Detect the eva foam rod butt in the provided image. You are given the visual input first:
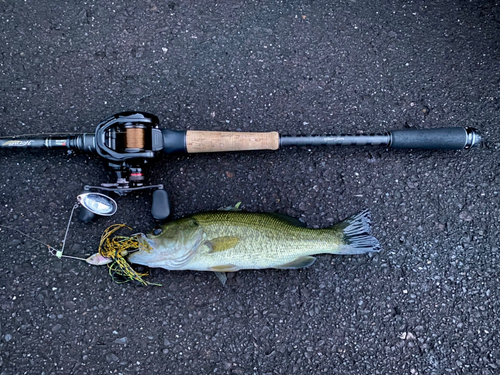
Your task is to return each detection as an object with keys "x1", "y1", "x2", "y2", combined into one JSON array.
[{"x1": 389, "y1": 127, "x2": 478, "y2": 150}]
